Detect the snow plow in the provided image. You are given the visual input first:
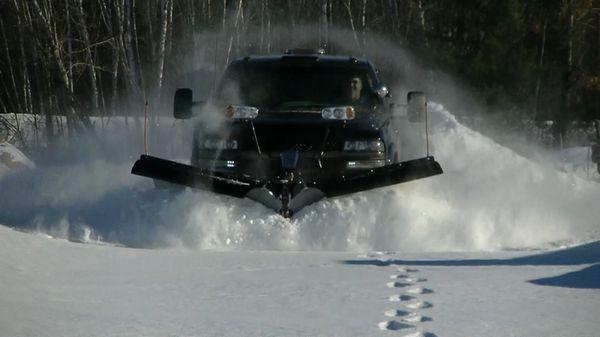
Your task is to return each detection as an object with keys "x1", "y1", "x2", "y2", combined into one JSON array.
[{"x1": 132, "y1": 49, "x2": 442, "y2": 217}]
